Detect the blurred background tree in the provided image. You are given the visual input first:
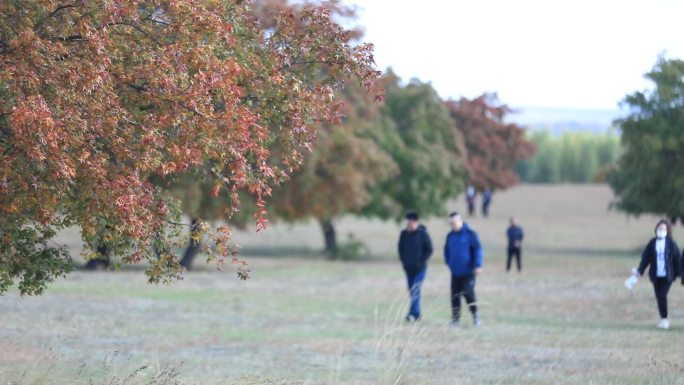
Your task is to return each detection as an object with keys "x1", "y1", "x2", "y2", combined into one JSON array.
[
  {"x1": 271, "y1": 82, "x2": 397, "y2": 256},
  {"x1": 361, "y1": 72, "x2": 468, "y2": 220},
  {"x1": 609, "y1": 57, "x2": 684, "y2": 222},
  {"x1": 446, "y1": 94, "x2": 536, "y2": 191}
]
